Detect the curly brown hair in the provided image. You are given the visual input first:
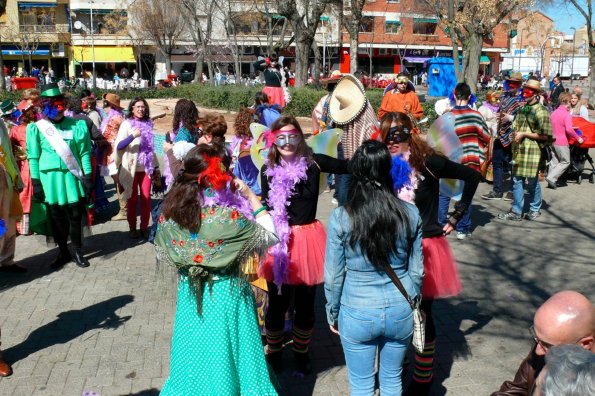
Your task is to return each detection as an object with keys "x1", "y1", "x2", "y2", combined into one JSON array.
[
  {"x1": 234, "y1": 108, "x2": 254, "y2": 138},
  {"x1": 200, "y1": 113, "x2": 227, "y2": 144},
  {"x1": 22, "y1": 88, "x2": 40, "y2": 102},
  {"x1": 172, "y1": 98, "x2": 199, "y2": 135},
  {"x1": 19, "y1": 106, "x2": 38, "y2": 125}
]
